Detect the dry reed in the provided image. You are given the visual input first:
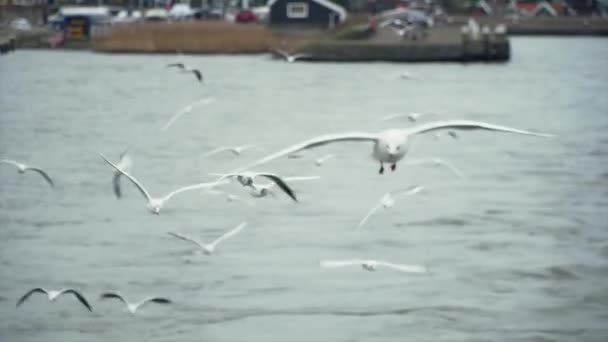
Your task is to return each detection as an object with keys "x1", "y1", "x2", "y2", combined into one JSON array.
[{"x1": 93, "y1": 21, "x2": 276, "y2": 54}]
